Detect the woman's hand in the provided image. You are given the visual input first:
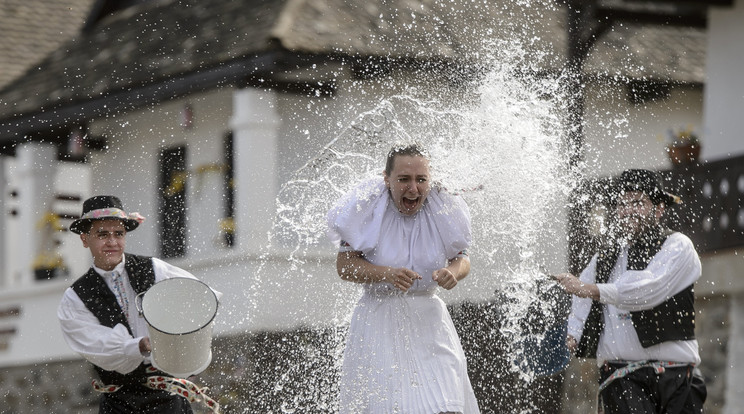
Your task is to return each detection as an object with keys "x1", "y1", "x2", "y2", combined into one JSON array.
[
  {"x1": 386, "y1": 268, "x2": 422, "y2": 292},
  {"x1": 432, "y1": 256, "x2": 469, "y2": 290},
  {"x1": 432, "y1": 268, "x2": 458, "y2": 290}
]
